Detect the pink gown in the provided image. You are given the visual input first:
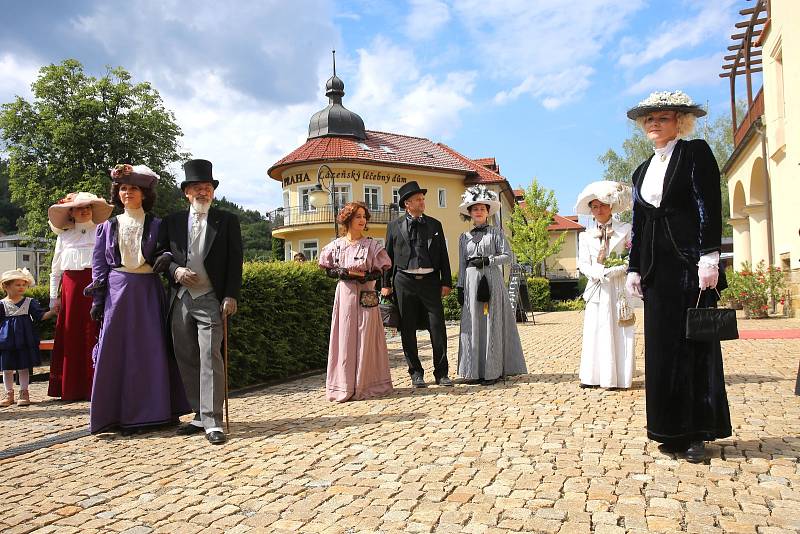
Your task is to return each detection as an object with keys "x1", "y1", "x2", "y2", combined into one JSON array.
[{"x1": 319, "y1": 237, "x2": 393, "y2": 402}]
